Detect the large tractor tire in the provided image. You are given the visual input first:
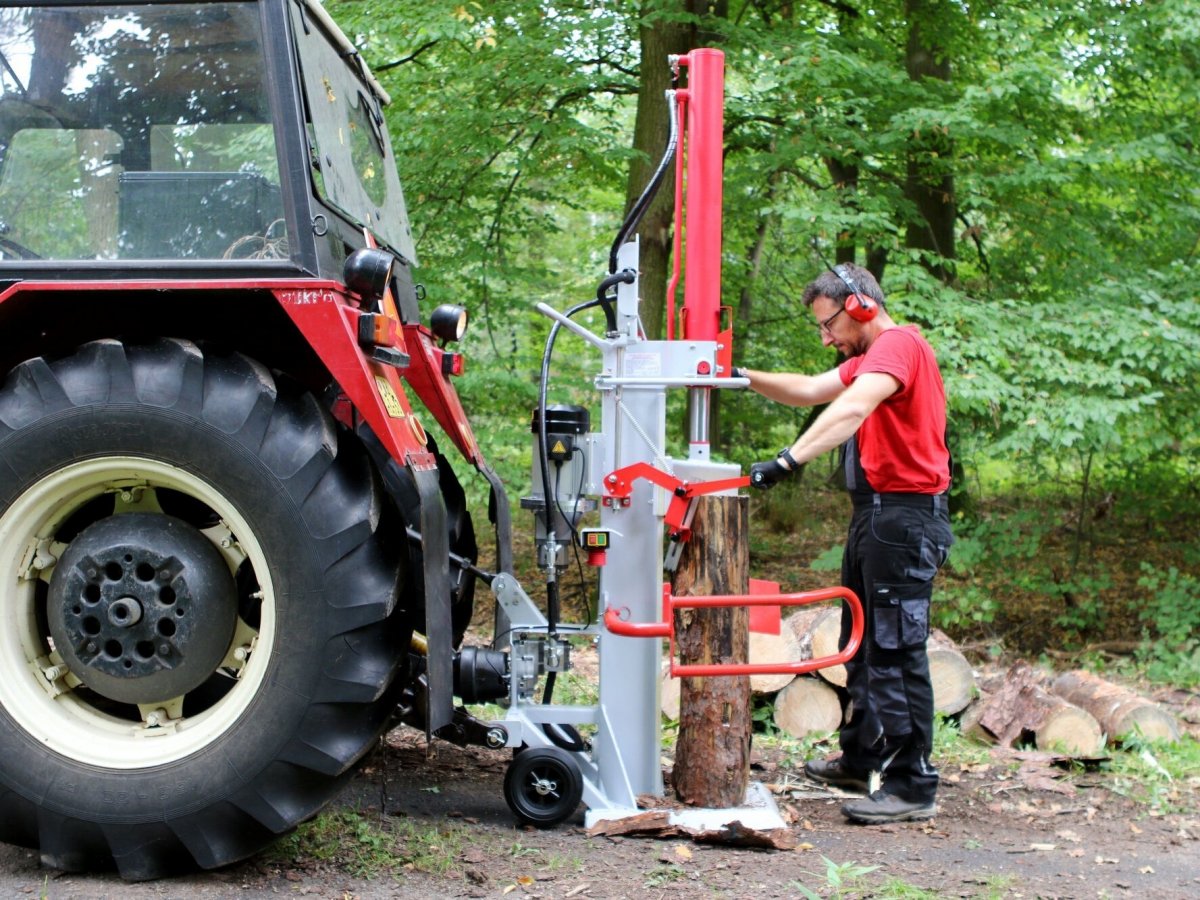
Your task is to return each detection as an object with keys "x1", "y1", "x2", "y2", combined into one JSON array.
[{"x1": 0, "y1": 339, "x2": 408, "y2": 880}]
